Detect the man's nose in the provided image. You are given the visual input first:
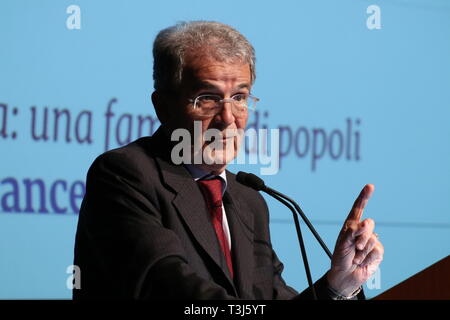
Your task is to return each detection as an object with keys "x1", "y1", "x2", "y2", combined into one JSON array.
[{"x1": 216, "y1": 101, "x2": 235, "y2": 126}]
